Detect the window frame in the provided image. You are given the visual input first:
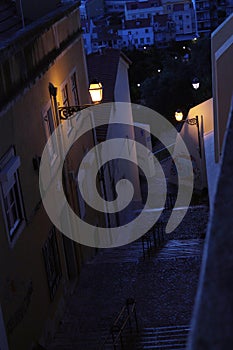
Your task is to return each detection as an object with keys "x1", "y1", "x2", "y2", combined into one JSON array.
[
  {"x1": 69, "y1": 69, "x2": 80, "y2": 106},
  {"x1": 60, "y1": 79, "x2": 73, "y2": 135},
  {"x1": 42, "y1": 102, "x2": 58, "y2": 165},
  {"x1": 0, "y1": 147, "x2": 25, "y2": 244},
  {"x1": 42, "y1": 226, "x2": 62, "y2": 301}
]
